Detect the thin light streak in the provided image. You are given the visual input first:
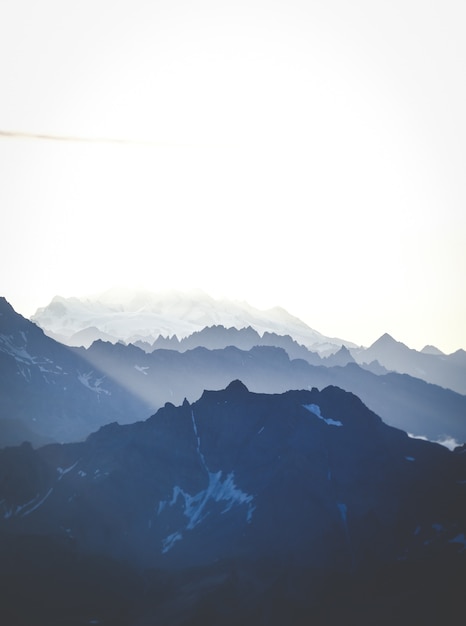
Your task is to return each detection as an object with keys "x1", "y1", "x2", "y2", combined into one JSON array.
[
  {"x1": 0, "y1": 129, "x2": 160, "y2": 146},
  {"x1": 0, "y1": 129, "x2": 235, "y2": 150}
]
